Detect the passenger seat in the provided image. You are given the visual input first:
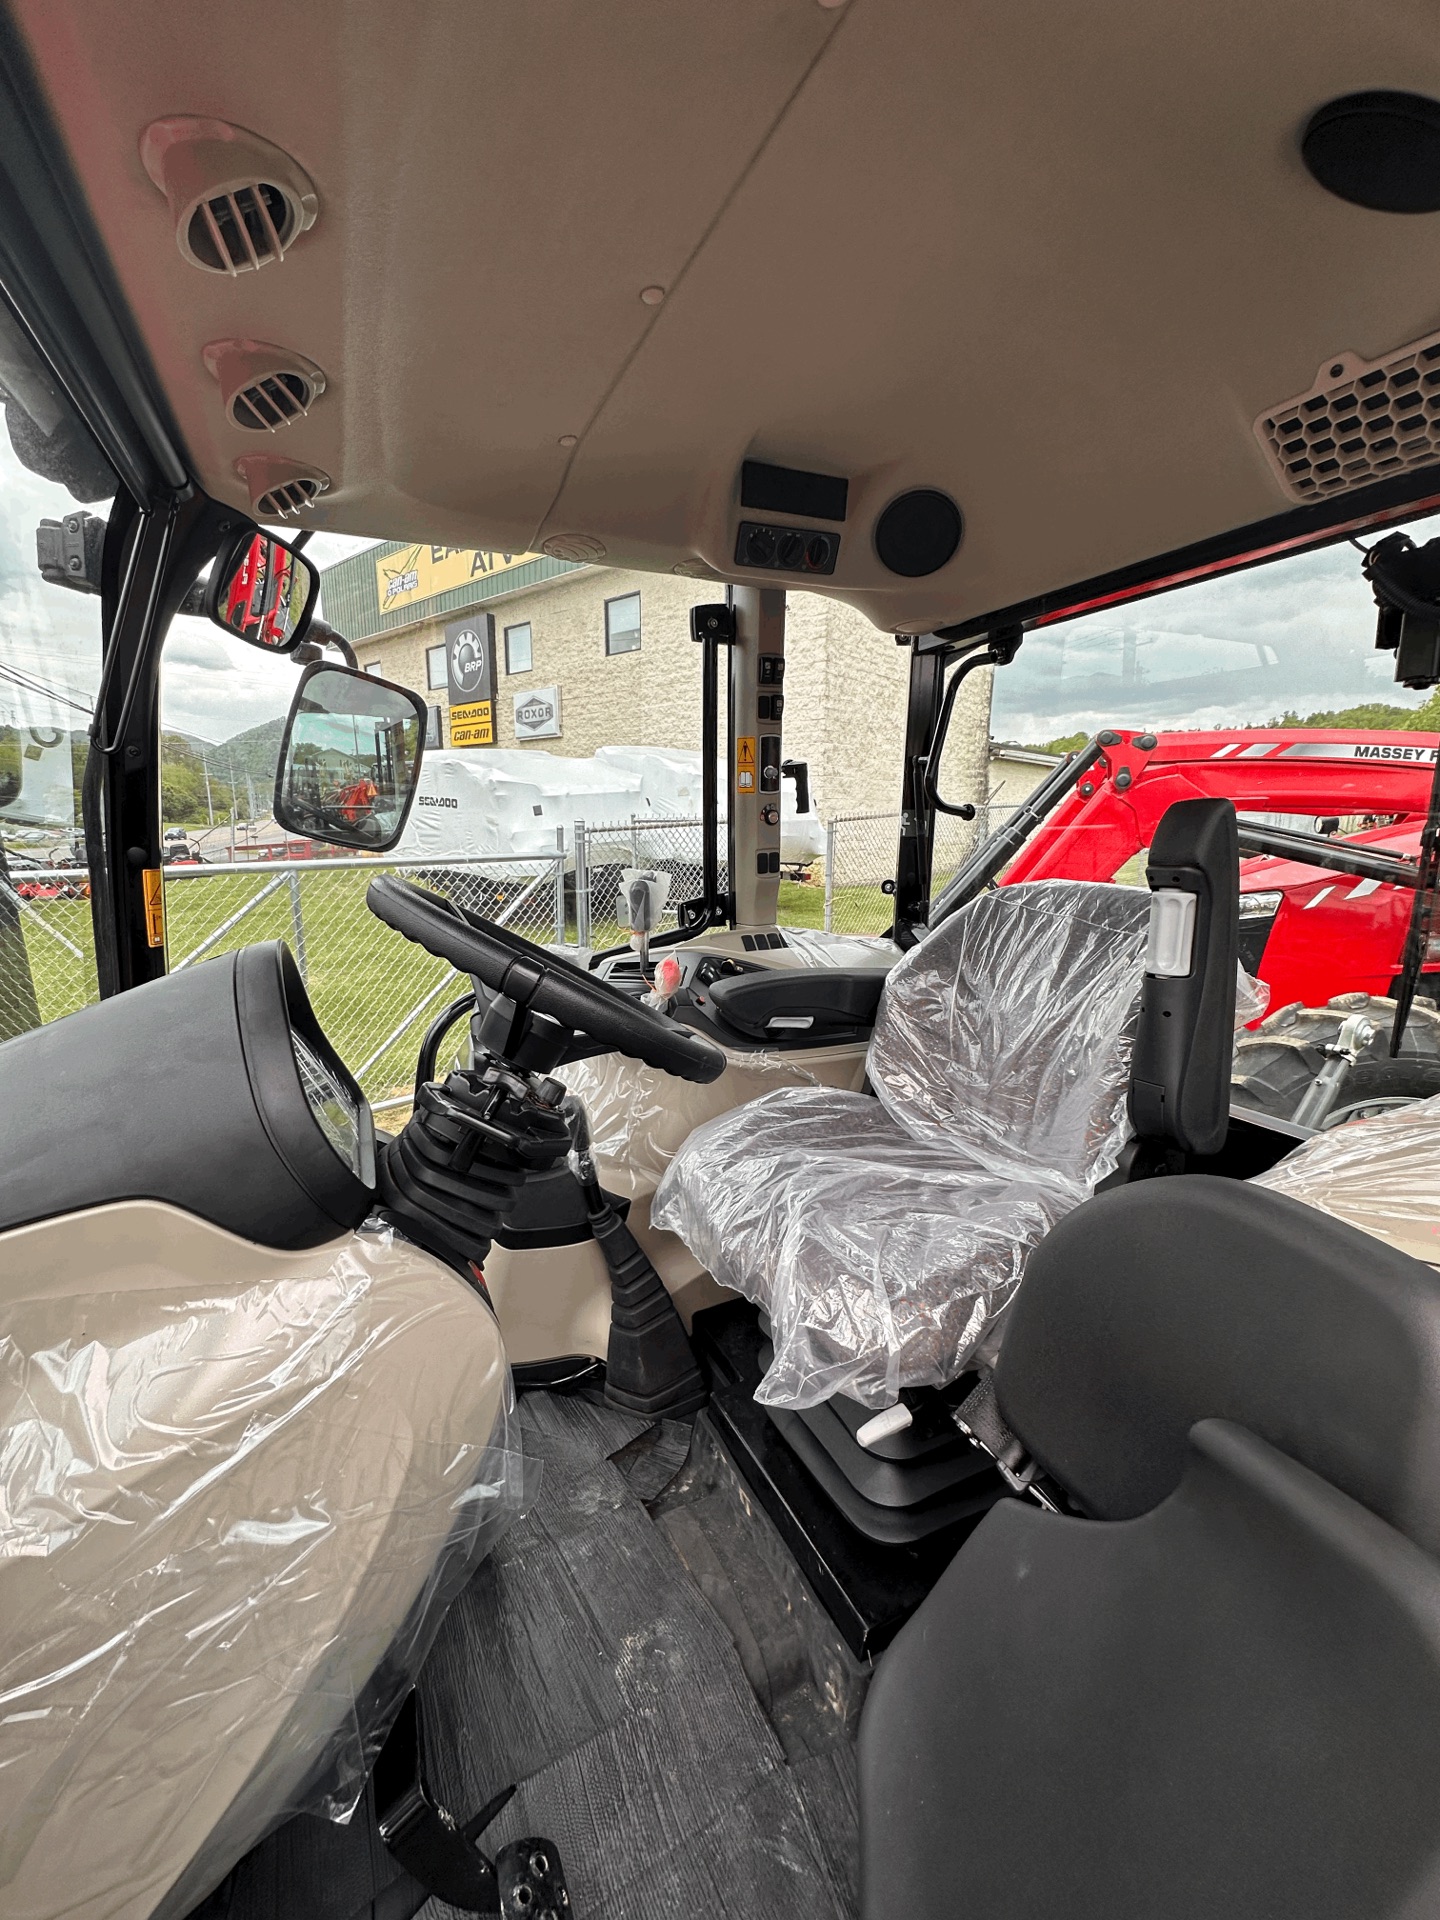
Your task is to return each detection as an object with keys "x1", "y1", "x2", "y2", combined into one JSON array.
[{"x1": 860, "y1": 1175, "x2": 1440, "y2": 1919}]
